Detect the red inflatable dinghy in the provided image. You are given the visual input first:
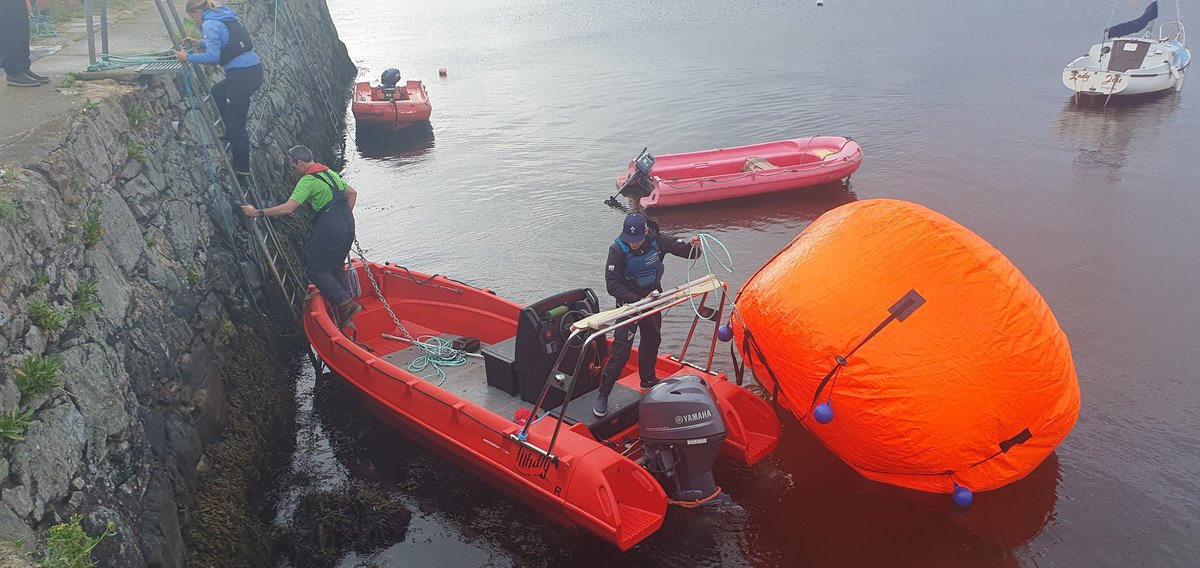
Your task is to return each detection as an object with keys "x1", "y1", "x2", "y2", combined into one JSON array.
[{"x1": 616, "y1": 137, "x2": 862, "y2": 209}]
